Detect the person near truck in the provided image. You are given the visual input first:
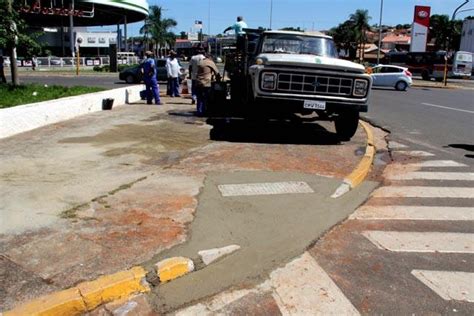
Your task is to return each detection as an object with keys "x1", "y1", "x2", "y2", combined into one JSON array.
[
  {"x1": 223, "y1": 16, "x2": 248, "y2": 50},
  {"x1": 166, "y1": 50, "x2": 181, "y2": 97},
  {"x1": 141, "y1": 51, "x2": 162, "y2": 105},
  {"x1": 195, "y1": 53, "x2": 221, "y2": 116},
  {"x1": 189, "y1": 48, "x2": 205, "y2": 105}
]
